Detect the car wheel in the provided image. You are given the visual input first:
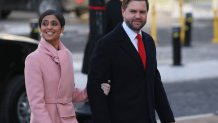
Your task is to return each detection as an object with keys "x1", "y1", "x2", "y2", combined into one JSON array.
[
  {"x1": 0, "y1": 10, "x2": 11, "y2": 19},
  {"x1": 38, "y1": 0, "x2": 61, "y2": 15},
  {"x1": 0, "y1": 75, "x2": 30, "y2": 123}
]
